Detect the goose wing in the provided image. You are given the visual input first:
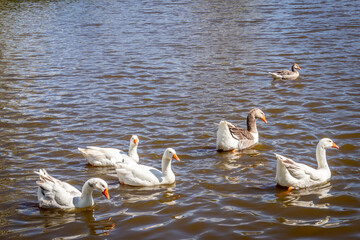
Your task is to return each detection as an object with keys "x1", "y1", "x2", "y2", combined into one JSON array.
[
  {"x1": 275, "y1": 70, "x2": 294, "y2": 76},
  {"x1": 86, "y1": 146, "x2": 124, "y2": 160},
  {"x1": 228, "y1": 124, "x2": 254, "y2": 141},
  {"x1": 116, "y1": 163, "x2": 162, "y2": 186},
  {"x1": 276, "y1": 154, "x2": 320, "y2": 181},
  {"x1": 35, "y1": 169, "x2": 80, "y2": 208},
  {"x1": 78, "y1": 146, "x2": 124, "y2": 165}
]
